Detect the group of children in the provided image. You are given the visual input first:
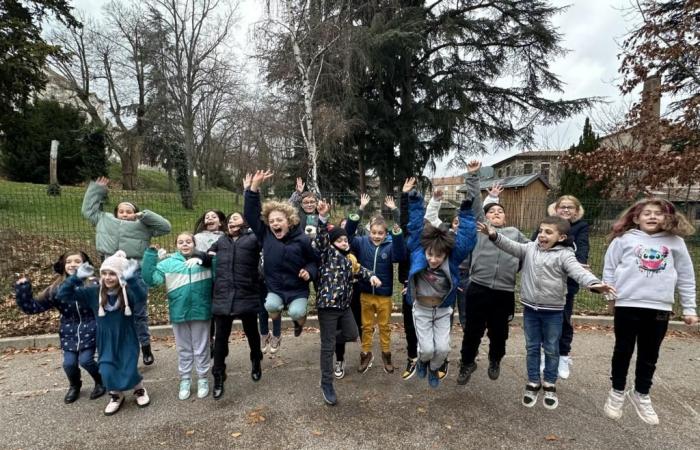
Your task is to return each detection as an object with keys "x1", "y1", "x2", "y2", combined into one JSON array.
[{"x1": 13, "y1": 164, "x2": 697, "y2": 425}]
